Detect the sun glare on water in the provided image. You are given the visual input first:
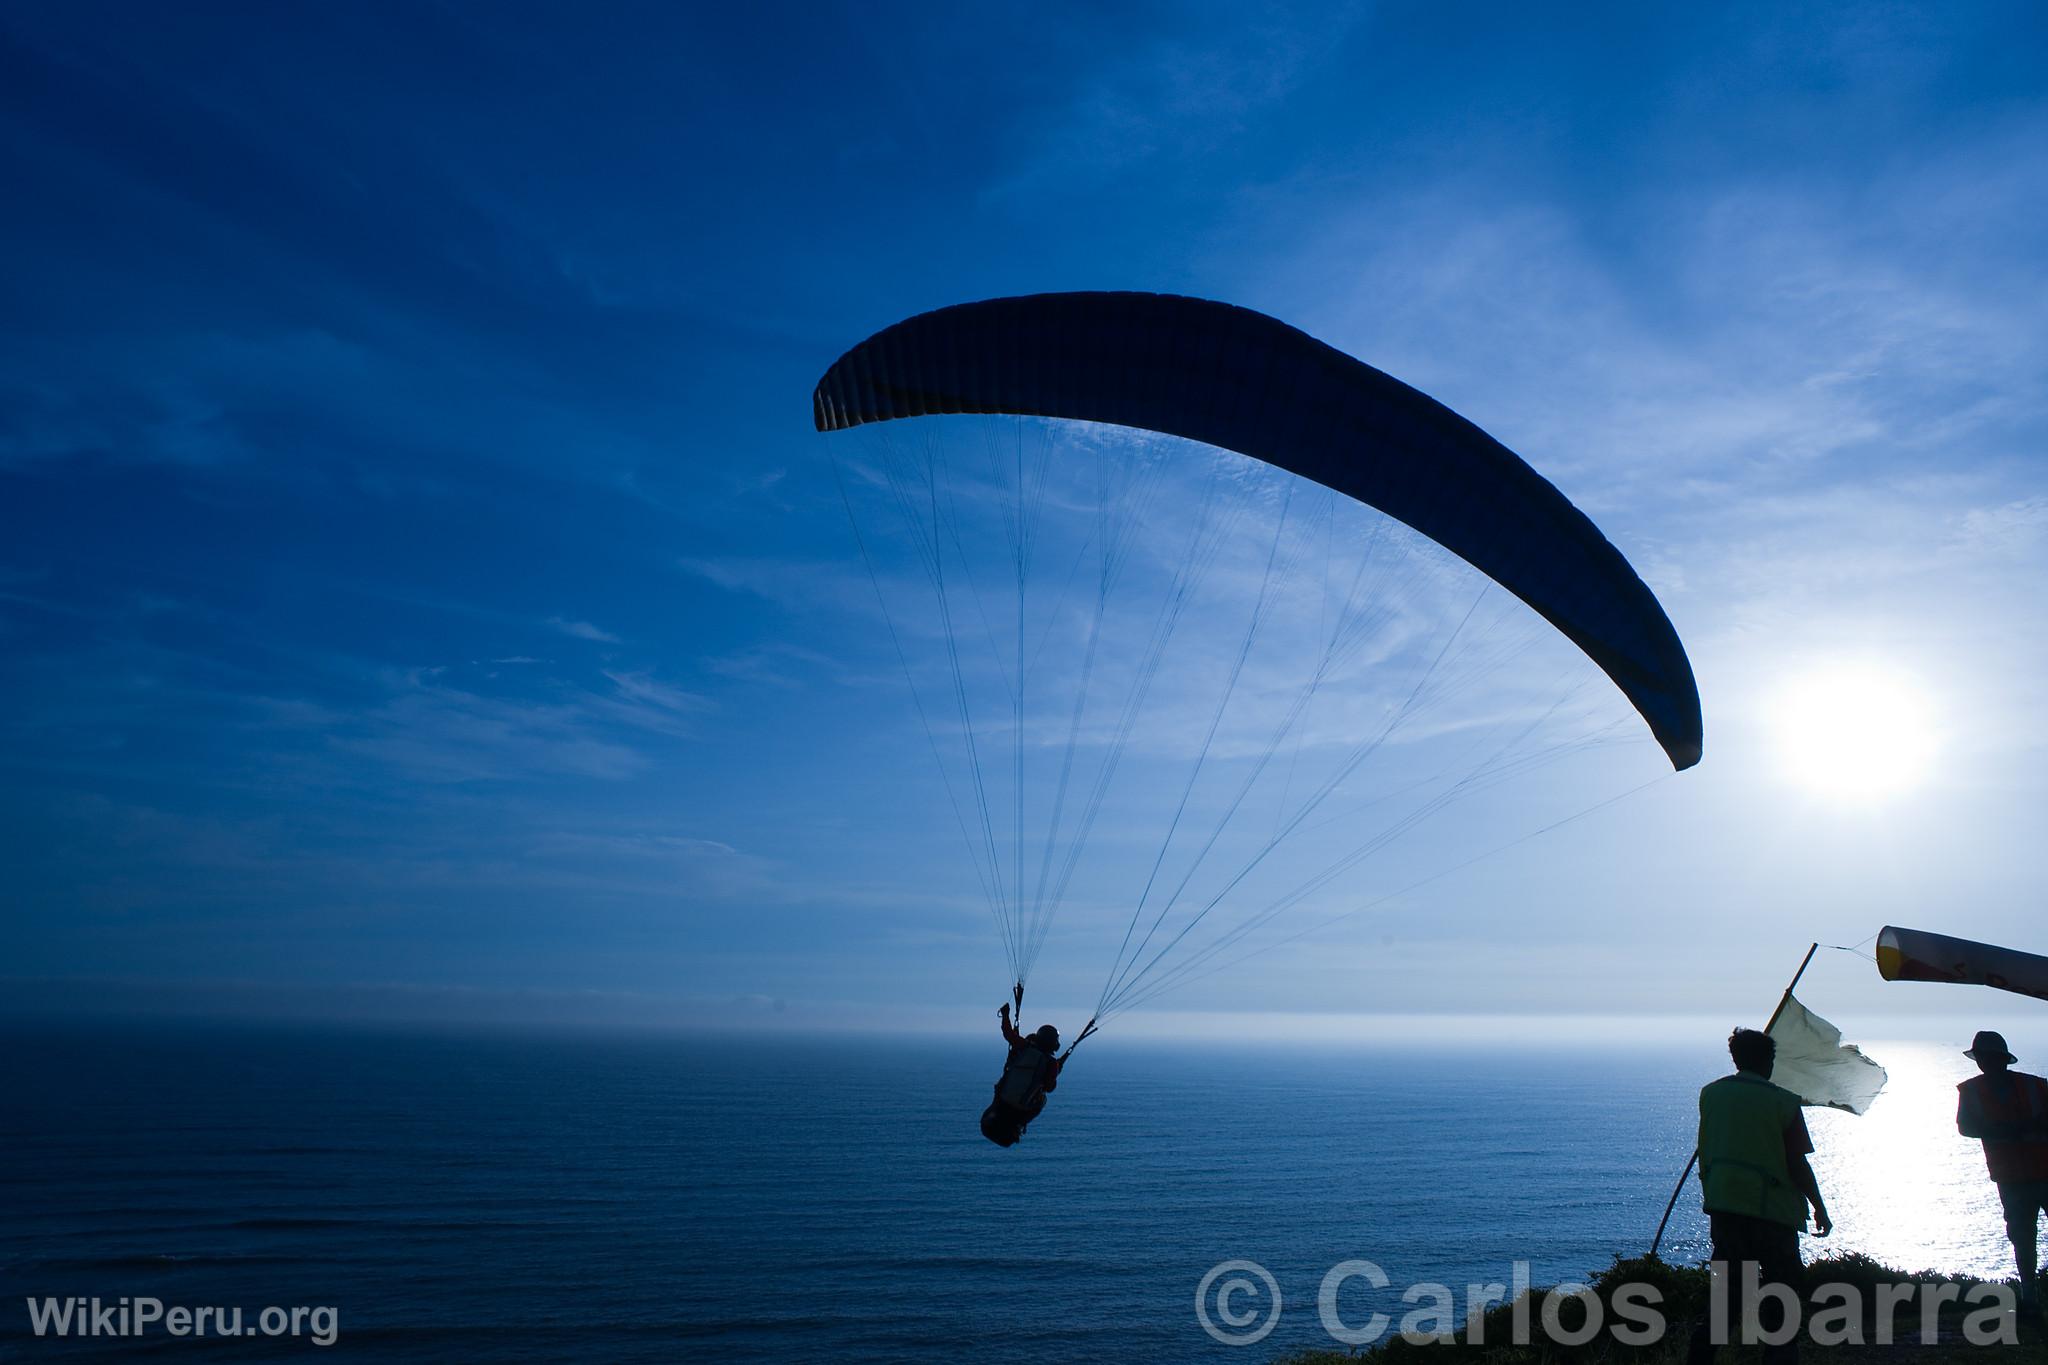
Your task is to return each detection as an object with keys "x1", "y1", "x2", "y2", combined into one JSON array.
[
  {"x1": 1772, "y1": 661, "x2": 1939, "y2": 802},
  {"x1": 1807, "y1": 1043, "x2": 2012, "y2": 1279}
]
